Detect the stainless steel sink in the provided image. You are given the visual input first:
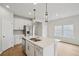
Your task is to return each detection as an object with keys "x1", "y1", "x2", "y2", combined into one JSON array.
[{"x1": 30, "y1": 38, "x2": 41, "y2": 42}]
